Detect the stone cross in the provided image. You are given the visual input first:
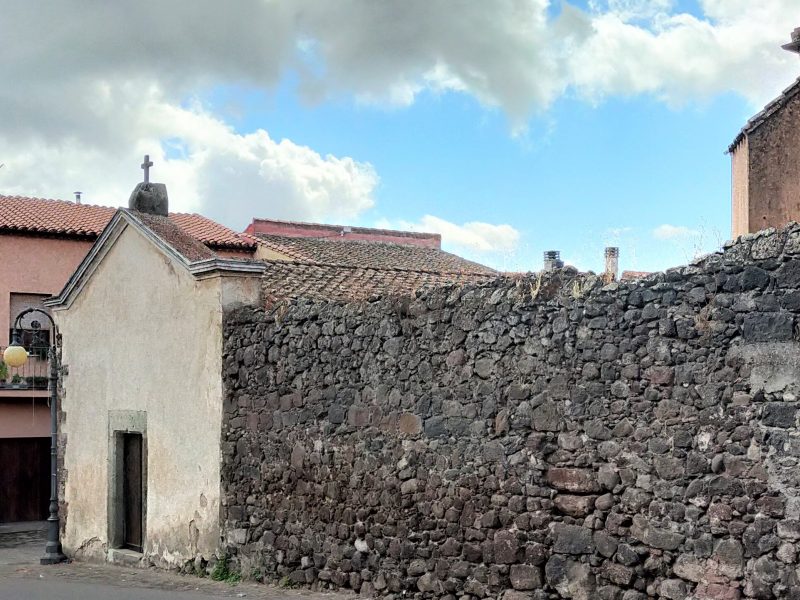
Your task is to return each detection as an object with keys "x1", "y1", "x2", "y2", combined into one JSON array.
[{"x1": 140, "y1": 155, "x2": 153, "y2": 184}]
